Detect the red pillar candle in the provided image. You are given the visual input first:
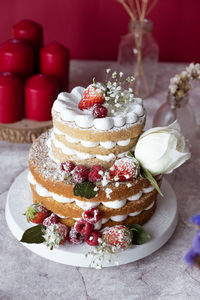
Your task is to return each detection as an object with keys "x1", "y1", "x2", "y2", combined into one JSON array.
[
  {"x1": 0, "y1": 72, "x2": 23, "y2": 123},
  {"x1": 13, "y1": 20, "x2": 43, "y2": 51},
  {"x1": 40, "y1": 42, "x2": 70, "y2": 91},
  {"x1": 0, "y1": 39, "x2": 34, "y2": 78},
  {"x1": 25, "y1": 74, "x2": 59, "y2": 121}
]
